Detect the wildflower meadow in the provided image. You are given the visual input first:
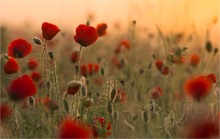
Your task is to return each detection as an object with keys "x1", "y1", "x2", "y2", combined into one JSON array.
[{"x1": 0, "y1": 0, "x2": 219, "y2": 138}]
